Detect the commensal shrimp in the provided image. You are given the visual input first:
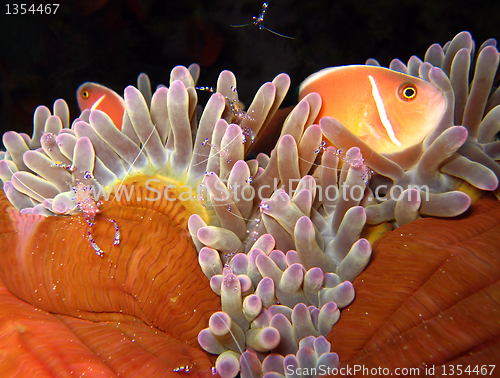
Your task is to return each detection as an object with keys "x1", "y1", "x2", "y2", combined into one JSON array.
[
  {"x1": 54, "y1": 162, "x2": 120, "y2": 256},
  {"x1": 313, "y1": 143, "x2": 374, "y2": 185},
  {"x1": 72, "y1": 179, "x2": 120, "y2": 257},
  {"x1": 195, "y1": 85, "x2": 255, "y2": 144},
  {"x1": 230, "y1": 1, "x2": 296, "y2": 40}
]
